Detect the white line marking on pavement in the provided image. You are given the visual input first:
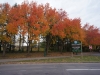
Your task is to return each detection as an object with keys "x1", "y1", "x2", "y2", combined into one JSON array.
[
  {"x1": 66, "y1": 69, "x2": 100, "y2": 71},
  {"x1": 20, "y1": 70, "x2": 26, "y2": 71}
]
